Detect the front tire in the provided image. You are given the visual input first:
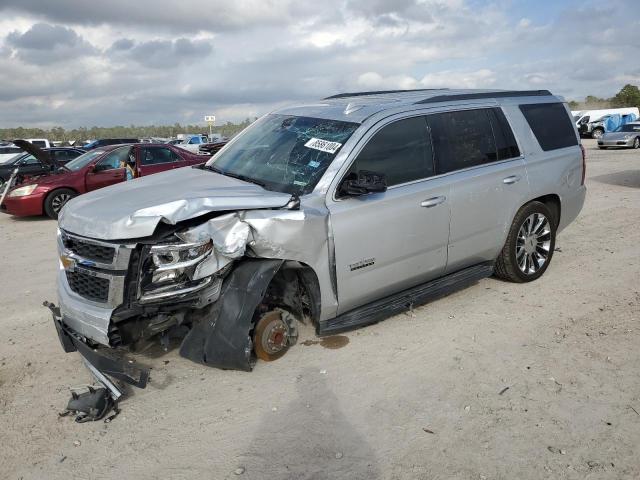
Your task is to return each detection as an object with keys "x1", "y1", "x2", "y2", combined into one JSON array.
[
  {"x1": 494, "y1": 201, "x2": 556, "y2": 283},
  {"x1": 44, "y1": 188, "x2": 76, "y2": 219},
  {"x1": 634, "y1": 137, "x2": 640, "y2": 149}
]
